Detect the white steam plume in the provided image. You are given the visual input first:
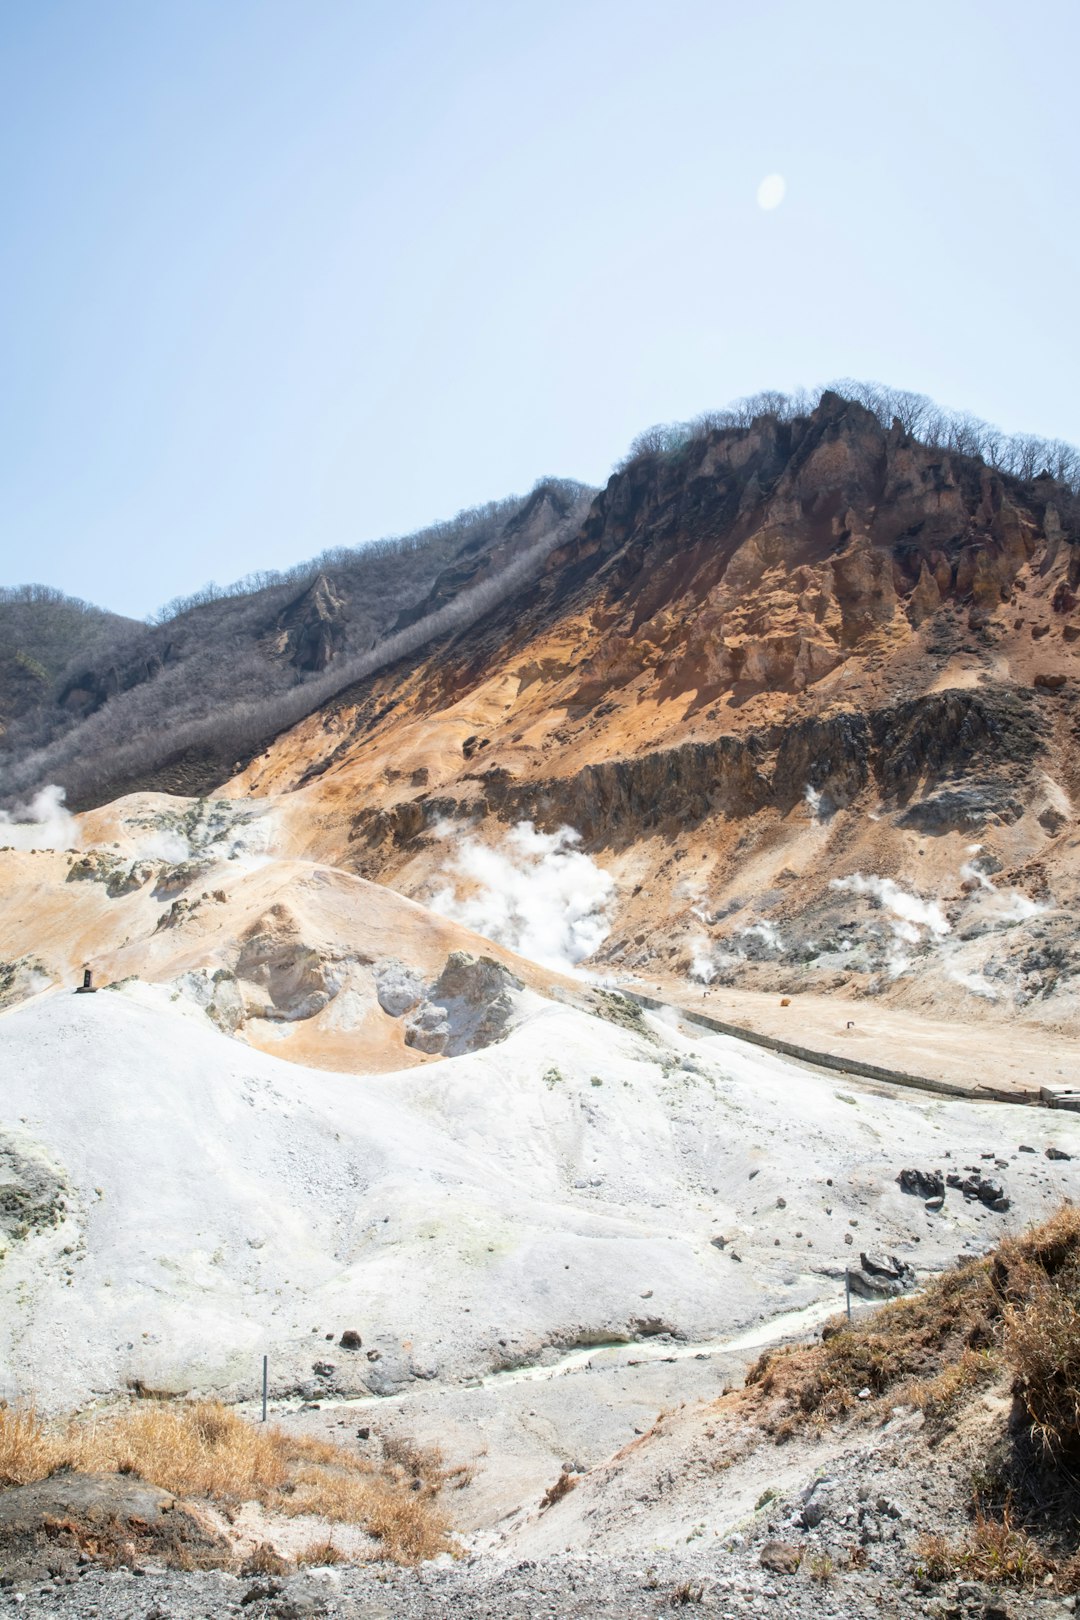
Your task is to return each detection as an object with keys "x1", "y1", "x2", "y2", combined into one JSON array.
[
  {"x1": 958, "y1": 853, "x2": 1048, "y2": 922},
  {"x1": 0, "y1": 785, "x2": 79, "y2": 851},
  {"x1": 136, "y1": 829, "x2": 191, "y2": 863},
  {"x1": 689, "y1": 940, "x2": 716, "y2": 983},
  {"x1": 946, "y1": 966, "x2": 999, "y2": 1000},
  {"x1": 804, "y1": 784, "x2": 826, "y2": 820},
  {"x1": 429, "y1": 821, "x2": 614, "y2": 972},
  {"x1": 829, "y1": 873, "x2": 950, "y2": 946},
  {"x1": 739, "y1": 920, "x2": 784, "y2": 952}
]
